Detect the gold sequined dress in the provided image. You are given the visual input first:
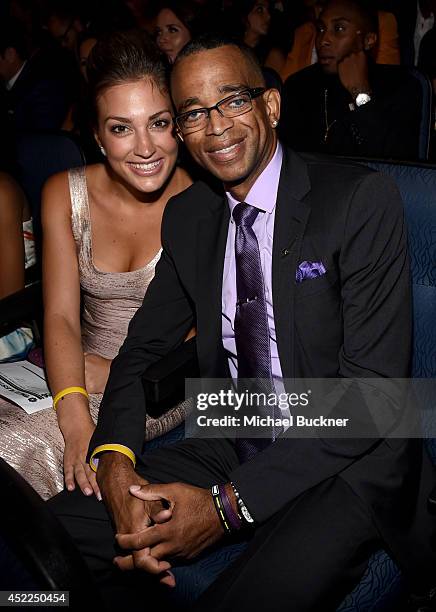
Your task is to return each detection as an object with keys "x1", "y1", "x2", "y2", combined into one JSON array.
[{"x1": 0, "y1": 167, "x2": 188, "y2": 499}]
